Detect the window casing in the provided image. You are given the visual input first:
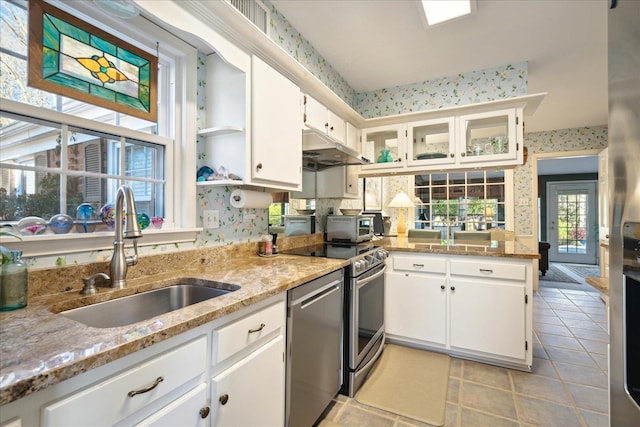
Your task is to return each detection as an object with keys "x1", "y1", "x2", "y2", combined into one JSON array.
[
  {"x1": 0, "y1": 0, "x2": 198, "y2": 257},
  {"x1": 414, "y1": 170, "x2": 512, "y2": 239}
]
